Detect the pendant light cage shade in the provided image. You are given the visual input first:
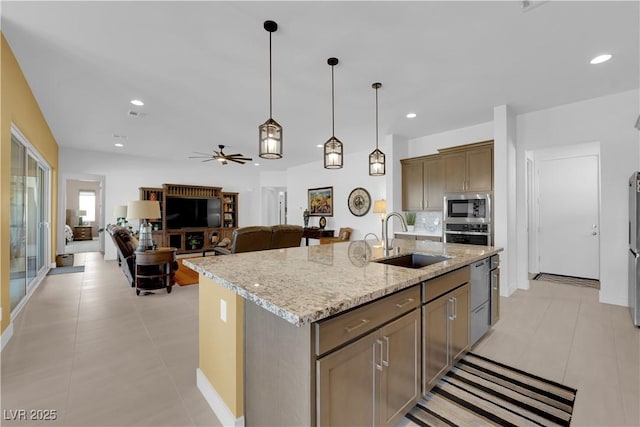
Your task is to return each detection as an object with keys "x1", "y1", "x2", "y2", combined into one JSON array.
[
  {"x1": 324, "y1": 136, "x2": 343, "y2": 169},
  {"x1": 259, "y1": 20, "x2": 283, "y2": 159},
  {"x1": 369, "y1": 82, "x2": 386, "y2": 176},
  {"x1": 259, "y1": 118, "x2": 283, "y2": 159},
  {"x1": 369, "y1": 148, "x2": 386, "y2": 176},
  {"x1": 324, "y1": 57, "x2": 343, "y2": 169}
]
